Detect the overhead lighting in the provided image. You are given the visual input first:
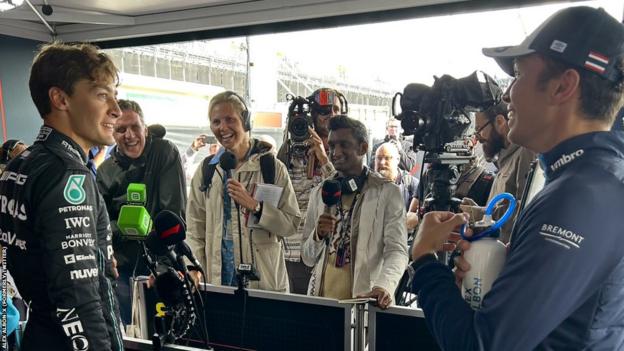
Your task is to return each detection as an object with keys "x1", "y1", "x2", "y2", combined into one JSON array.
[{"x1": 0, "y1": 0, "x2": 25, "y2": 12}]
